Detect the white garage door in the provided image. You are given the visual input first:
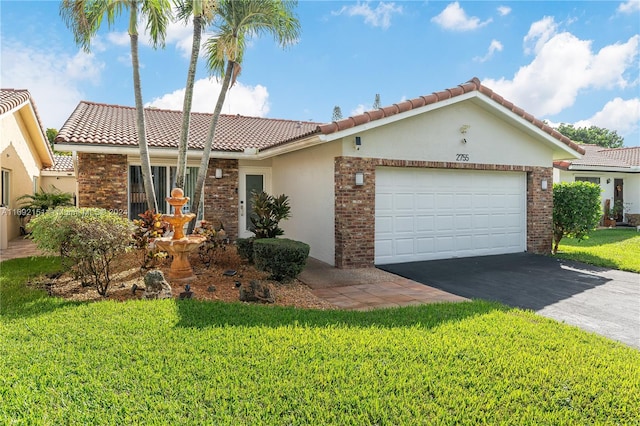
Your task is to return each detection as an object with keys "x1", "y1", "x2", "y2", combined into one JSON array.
[{"x1": 375, "y1": 167, "x2": 526, "y2": 264}]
